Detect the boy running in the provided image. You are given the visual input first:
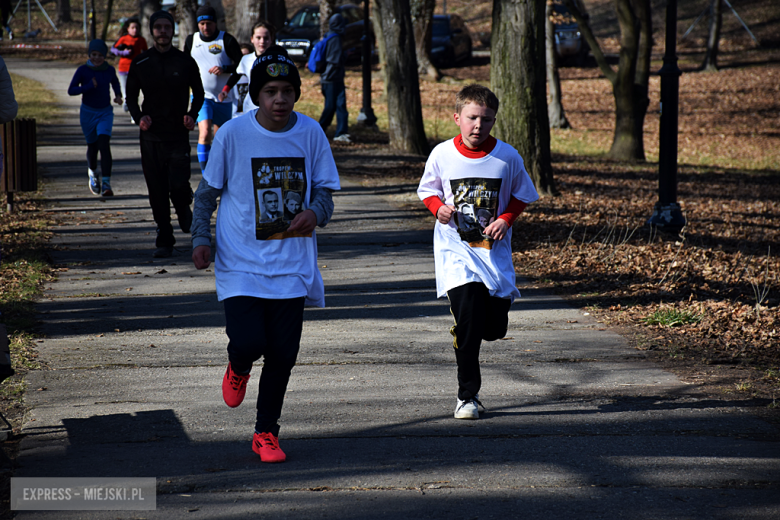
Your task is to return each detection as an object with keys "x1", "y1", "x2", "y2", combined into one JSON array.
[
  {"x1": 417, "y1": 84, "x2": 539, "y2": 420},
  {"x1": 67, "y1": 39, "x2": 123, "y2": 197},
  {"x1": 191, "y1": 47, "x2": 340, "y2": 462}
]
